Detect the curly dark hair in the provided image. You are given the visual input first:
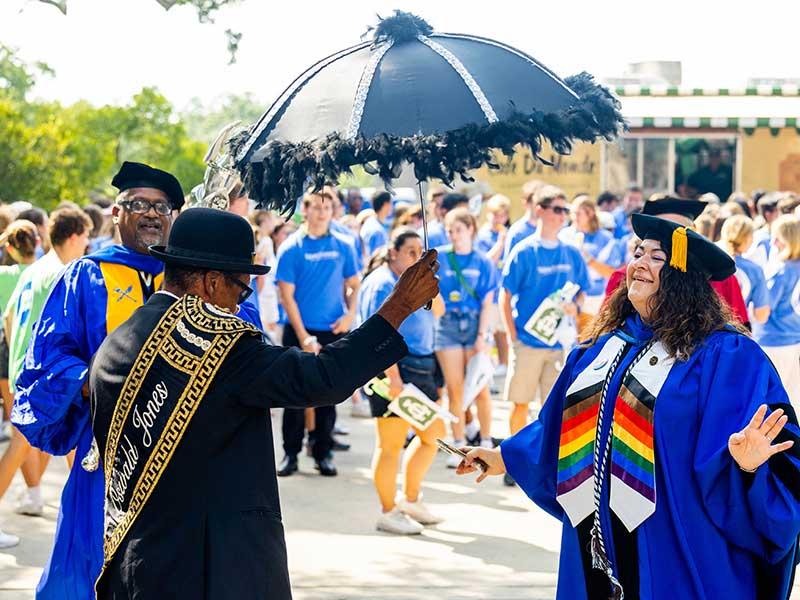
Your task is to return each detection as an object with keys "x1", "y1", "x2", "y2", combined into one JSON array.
[{"x1": 584, "y1": 265, "x2": 747, "y2": 360}]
